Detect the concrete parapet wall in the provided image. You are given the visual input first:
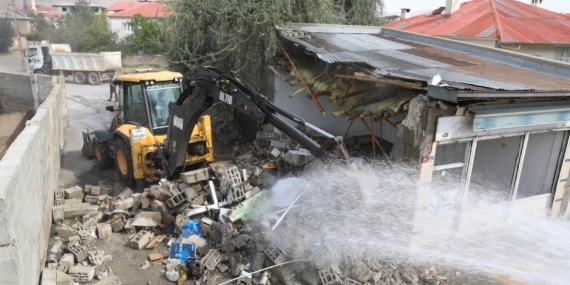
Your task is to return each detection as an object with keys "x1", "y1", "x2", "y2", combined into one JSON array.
[
  {"x1": 0, "y1": 74, "x2": 67, "y2": 285},
  {"x1": 0, "y1": 71, "x2": 35, "y2": 114}
]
